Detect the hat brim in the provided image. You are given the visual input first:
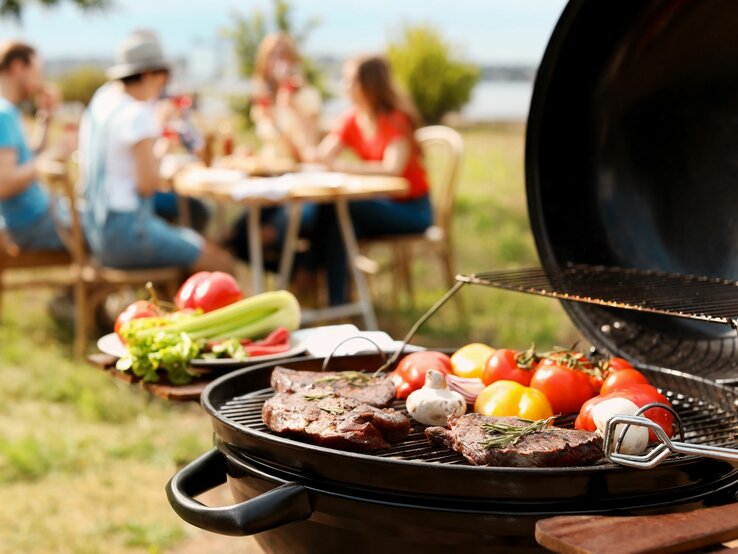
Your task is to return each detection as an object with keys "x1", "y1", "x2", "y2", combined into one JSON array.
[{"x1": 107, "y1": 61, "x2": 171, "y2": 80}]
